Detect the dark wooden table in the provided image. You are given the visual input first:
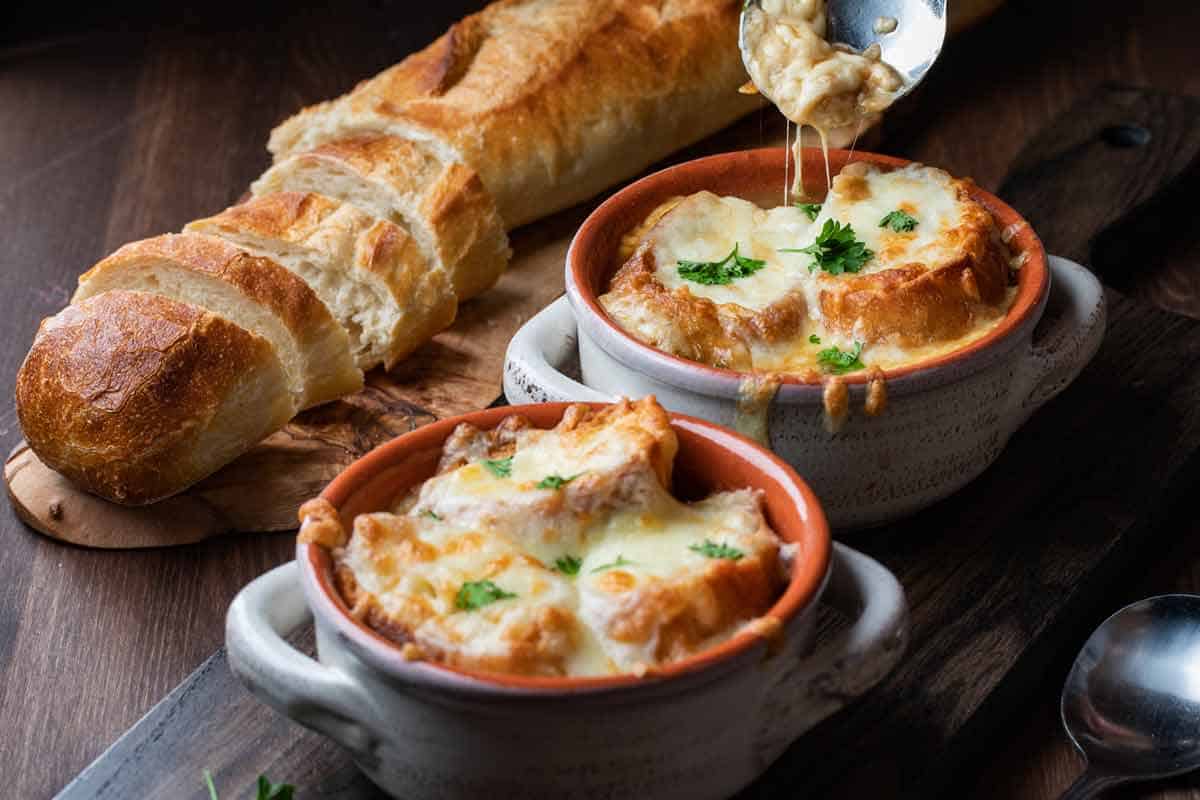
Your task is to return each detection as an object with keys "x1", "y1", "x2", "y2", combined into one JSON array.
[{"x1": 4, "y1": 1, "x2": 1200, "y2": 797}]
